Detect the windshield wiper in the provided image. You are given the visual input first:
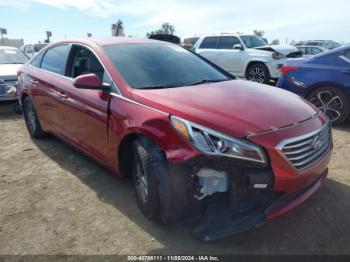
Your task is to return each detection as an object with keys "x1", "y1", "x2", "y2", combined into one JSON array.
[
  {"x1": 184, "y1": 79, "x2": 230, "y2": 86},
  {"x1": 138, "y1": 84, "x2": 179, "y2": 90}
]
